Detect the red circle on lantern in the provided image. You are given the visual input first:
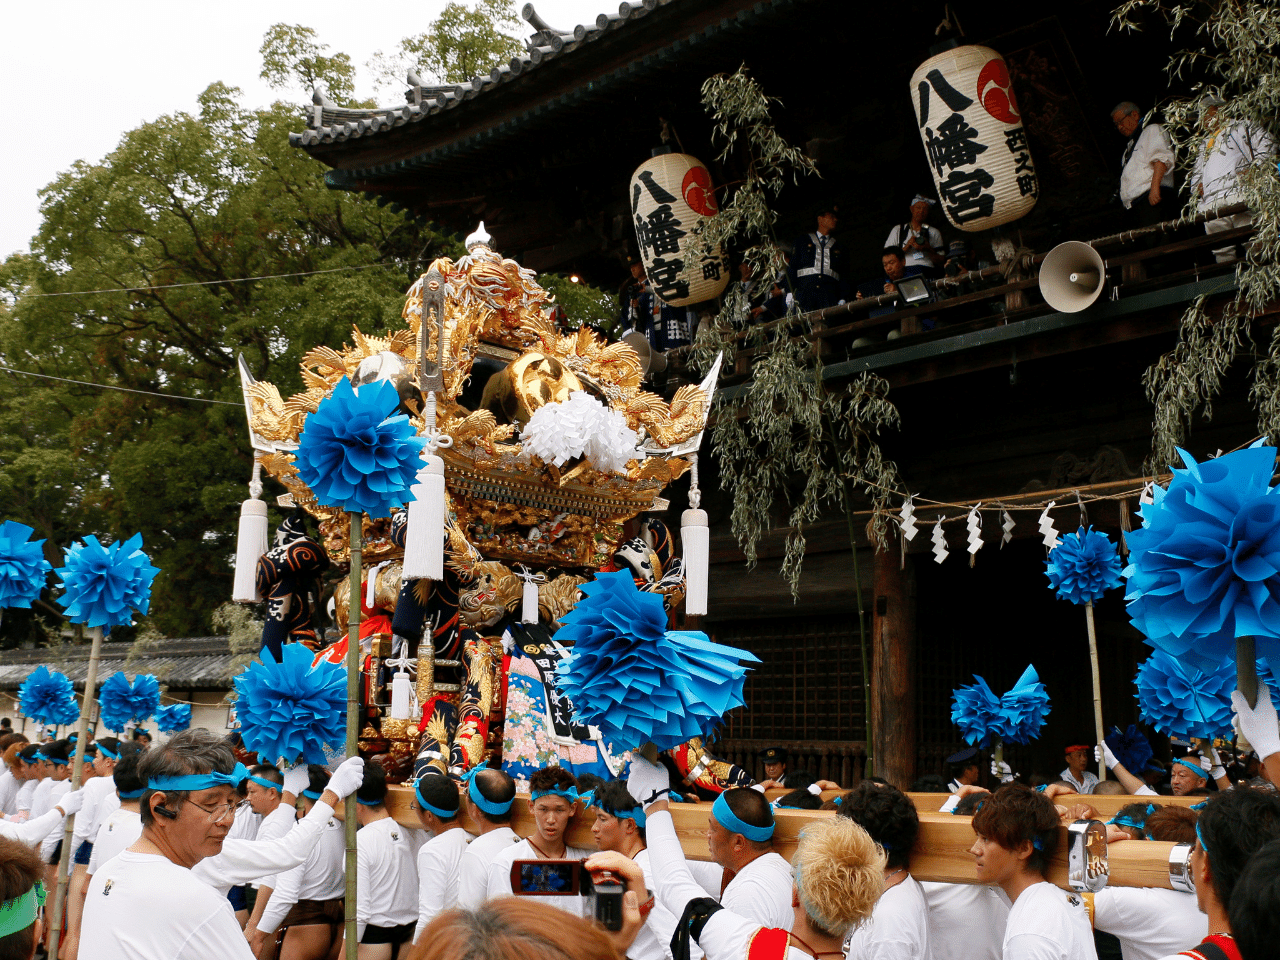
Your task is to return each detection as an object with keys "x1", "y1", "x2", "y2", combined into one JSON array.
[
  {"x1": 977, "y1": 58, "x2": 1020, "y2": 124},
  {"x1": 682, "y1": 165, "x2": 718, "y2": 217}
]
